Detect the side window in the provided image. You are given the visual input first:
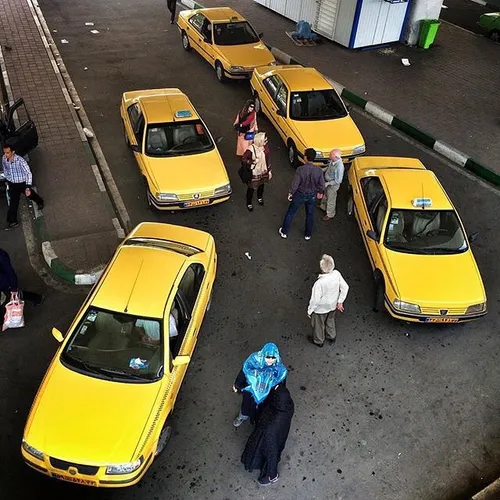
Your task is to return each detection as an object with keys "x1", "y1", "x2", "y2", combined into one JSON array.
[
  {"x1": 189, "y1": 13, "x2": 206, "y2": 32},
  {"x1": 275, "y1": 84, "x2": 288, "y2": 114},
  {"x1": 127, "y1": 103, "x2": 140, "y2": 129},
  {"x1": 201, "y1": 20, "x2": 212, "y2": 41},
  {"x1": 135, "y1": 113, "x2": 145, "y2": 146},
  {"x1": 263, "y1": 76, "x2": 280, "y2": 101},
  {"x1": 374, "y1": 196, "x2": 388, "y2": 236},
  {"x1": 360, "y1": 177, "x2": 385, "y2": 230},
  {"x1": 169, "y1": 263, "x2": 205, "y2": 358}
]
